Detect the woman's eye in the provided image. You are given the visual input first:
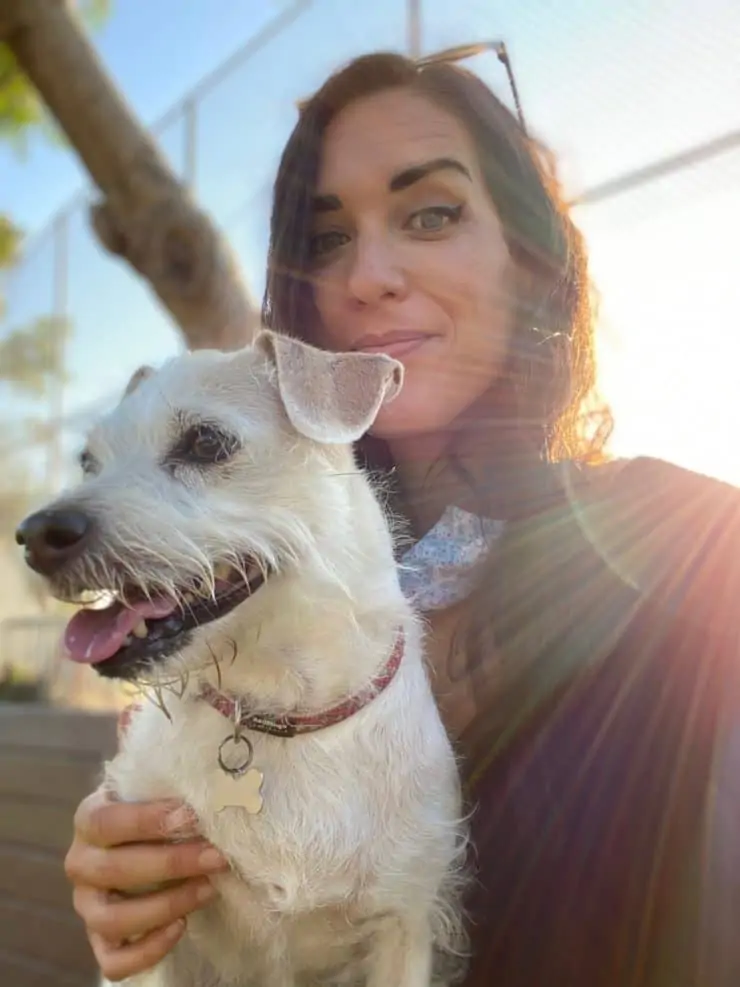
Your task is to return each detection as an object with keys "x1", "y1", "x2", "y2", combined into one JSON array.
[
  {"x1": 309, "y1": 229, "x2": 350, "y2": 258},
  {"x1": 407, "y1": 204, "x2": 463, "y2": 233}
]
